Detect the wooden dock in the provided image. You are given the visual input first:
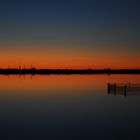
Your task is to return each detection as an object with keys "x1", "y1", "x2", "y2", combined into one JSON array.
[{"x1": 107, "y1": 83, "x2": 140, "y2": 96}]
